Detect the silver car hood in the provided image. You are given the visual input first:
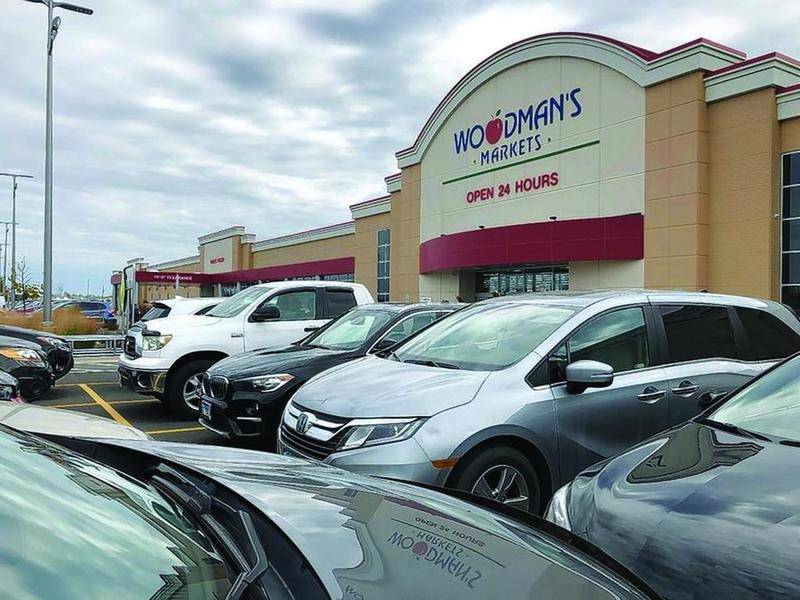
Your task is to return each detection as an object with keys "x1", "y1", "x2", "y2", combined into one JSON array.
[
  {"x1": 291, "y1": 356, "x2": 490, "y2": 418},
  {"x1": 0, "y1": 402, "x2": 149, "y2": 440}
]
